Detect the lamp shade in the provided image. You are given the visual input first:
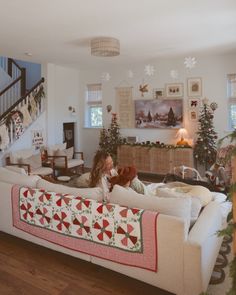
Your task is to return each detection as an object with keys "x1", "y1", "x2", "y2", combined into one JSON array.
[
  {"x1": 176, "y1": 128, "x2": 190, "y2": 146},
  {"x1": 91, "y1": 37, "x2": 120, "y2": 57}
]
